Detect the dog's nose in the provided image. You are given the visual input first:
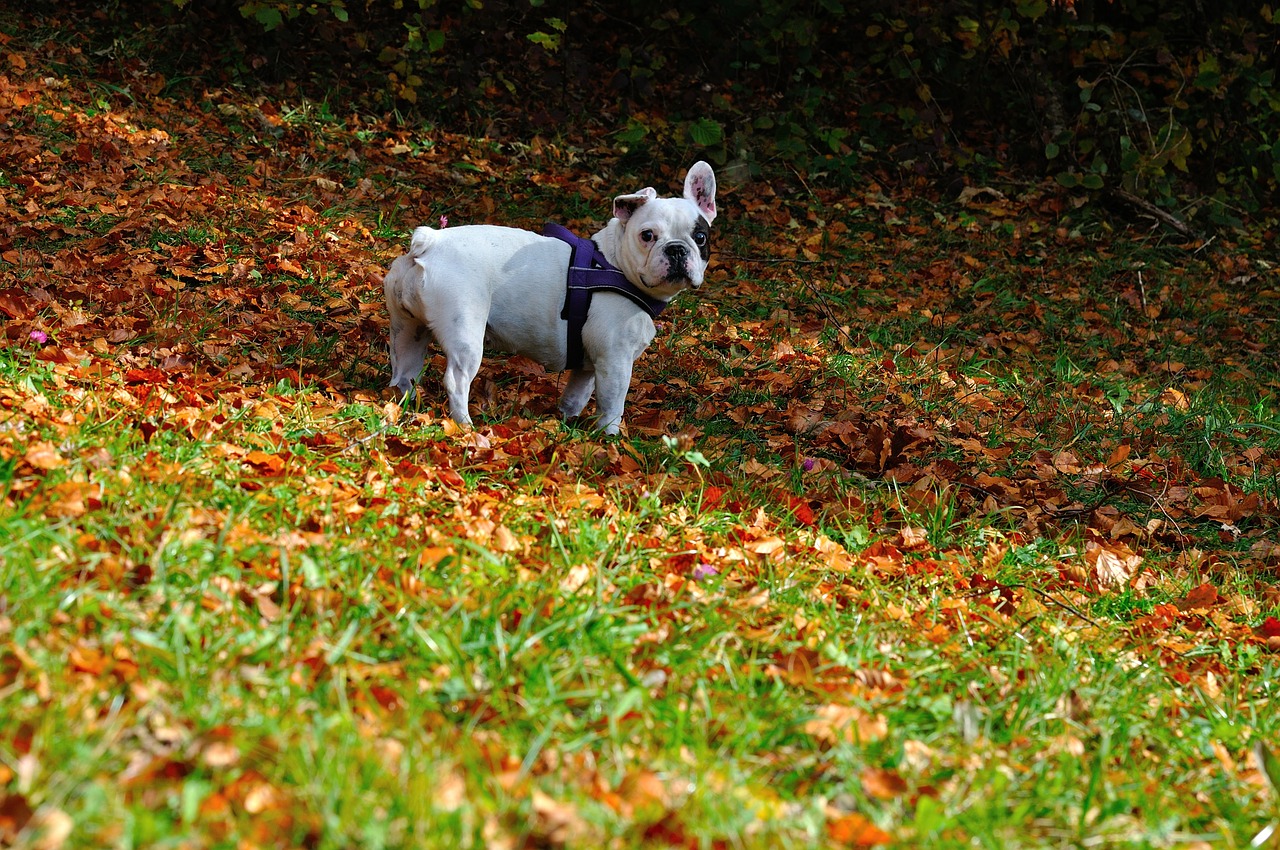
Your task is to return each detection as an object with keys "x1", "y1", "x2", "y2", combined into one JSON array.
[{"x1": 664, "y1": 243, "x2": 688, "y2": 262}]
